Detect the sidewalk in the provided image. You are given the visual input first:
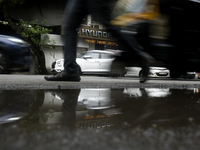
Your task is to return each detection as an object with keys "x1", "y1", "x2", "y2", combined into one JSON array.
[{"x1": 1, "y1": 75, "x2": 200, "y2": 90}]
